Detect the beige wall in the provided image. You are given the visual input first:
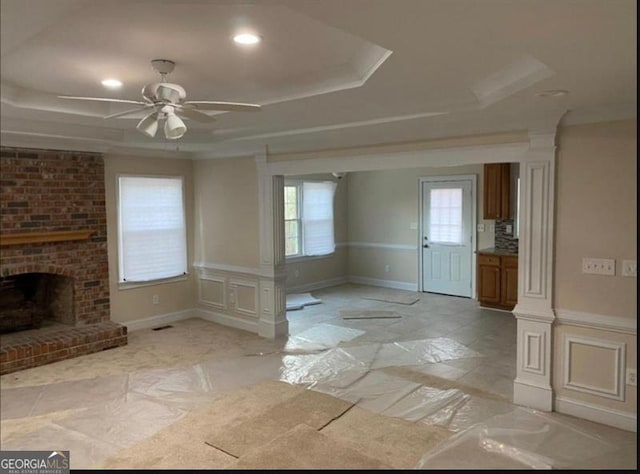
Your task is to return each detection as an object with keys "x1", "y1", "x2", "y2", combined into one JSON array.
[
  {"x1": 104, "y1": 155, "x2": 195, "y2": 324},
  {"x1": 193, "y1": 157, "x2": 260, "y2": 267},
  {"x1": 553, "y1": 119, "x2": 637, "y2": 417},
  {"x1": 285, "y1": 173, "x2": 348, "y2": 290},
  {"x1": 555, "y1": 120, "x2": 637, "y2": 318},
  {"x1": 347, "y1": 164, "x2": 497, "y2": 284}
]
